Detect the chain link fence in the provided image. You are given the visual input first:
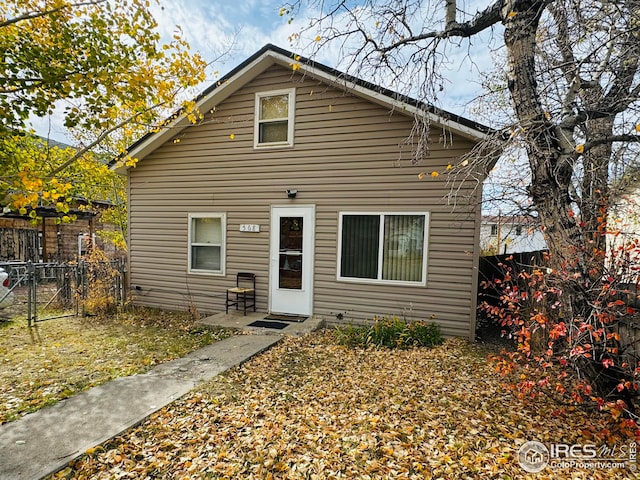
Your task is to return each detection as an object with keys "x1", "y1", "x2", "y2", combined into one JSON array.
[{"x1": 0, "y1": 259, "x2": 127, "y2": 326}]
